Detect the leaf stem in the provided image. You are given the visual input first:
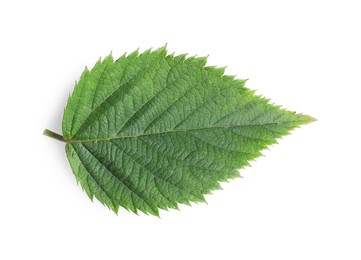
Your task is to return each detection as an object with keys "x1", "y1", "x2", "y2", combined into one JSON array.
[{"x1": 43, "y1": 129, "x2": 66, "y2": 142}]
